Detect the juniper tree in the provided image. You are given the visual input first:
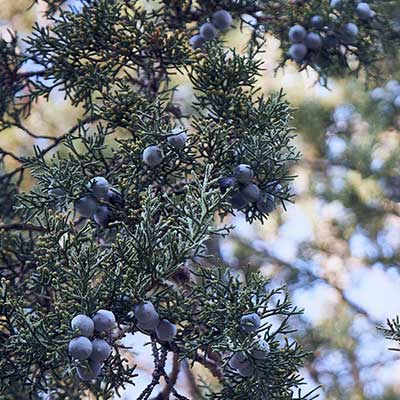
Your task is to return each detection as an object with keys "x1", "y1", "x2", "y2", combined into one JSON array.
[{"x1": 0, "y1": 1, "x2": 399, "y2": 399}]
